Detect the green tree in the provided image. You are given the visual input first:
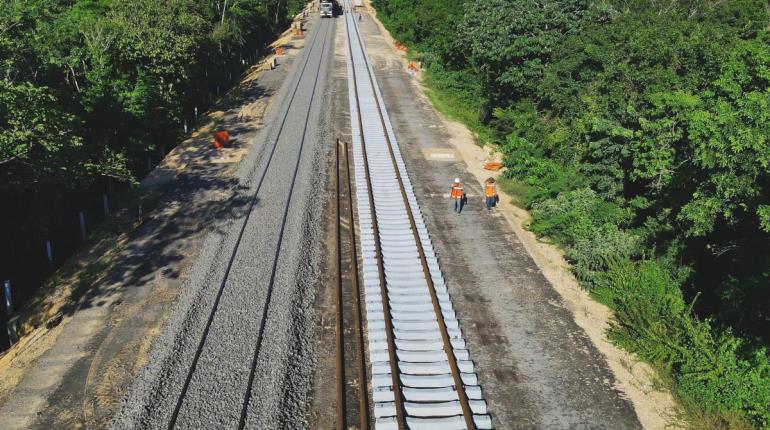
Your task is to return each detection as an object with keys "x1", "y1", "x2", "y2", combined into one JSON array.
[{"x1": 461, "y1": 0, "x2": 595, "y2": 110}]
